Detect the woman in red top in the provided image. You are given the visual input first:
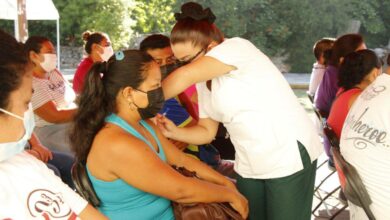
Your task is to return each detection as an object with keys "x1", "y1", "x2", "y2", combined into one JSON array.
[
  {"x1": 327, "y1": 49, "x2": 381, "y2": 139},
  {"x1": 73, "y1": 31, "x2": 113, "y2": 94}
]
